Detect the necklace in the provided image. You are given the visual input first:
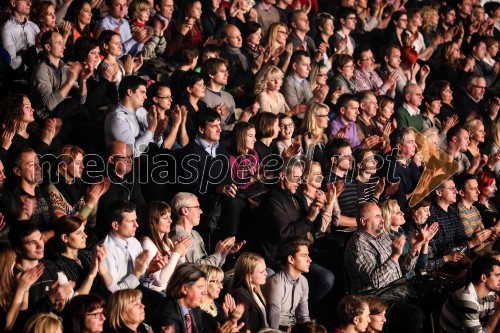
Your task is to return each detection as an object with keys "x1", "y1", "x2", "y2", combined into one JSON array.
[
  {"x1": 199, "y1": 301, "x2": 218, "y2": 317},
  {"x1": 303, "y1": 190, "x2": 315, "y2": 202}
]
